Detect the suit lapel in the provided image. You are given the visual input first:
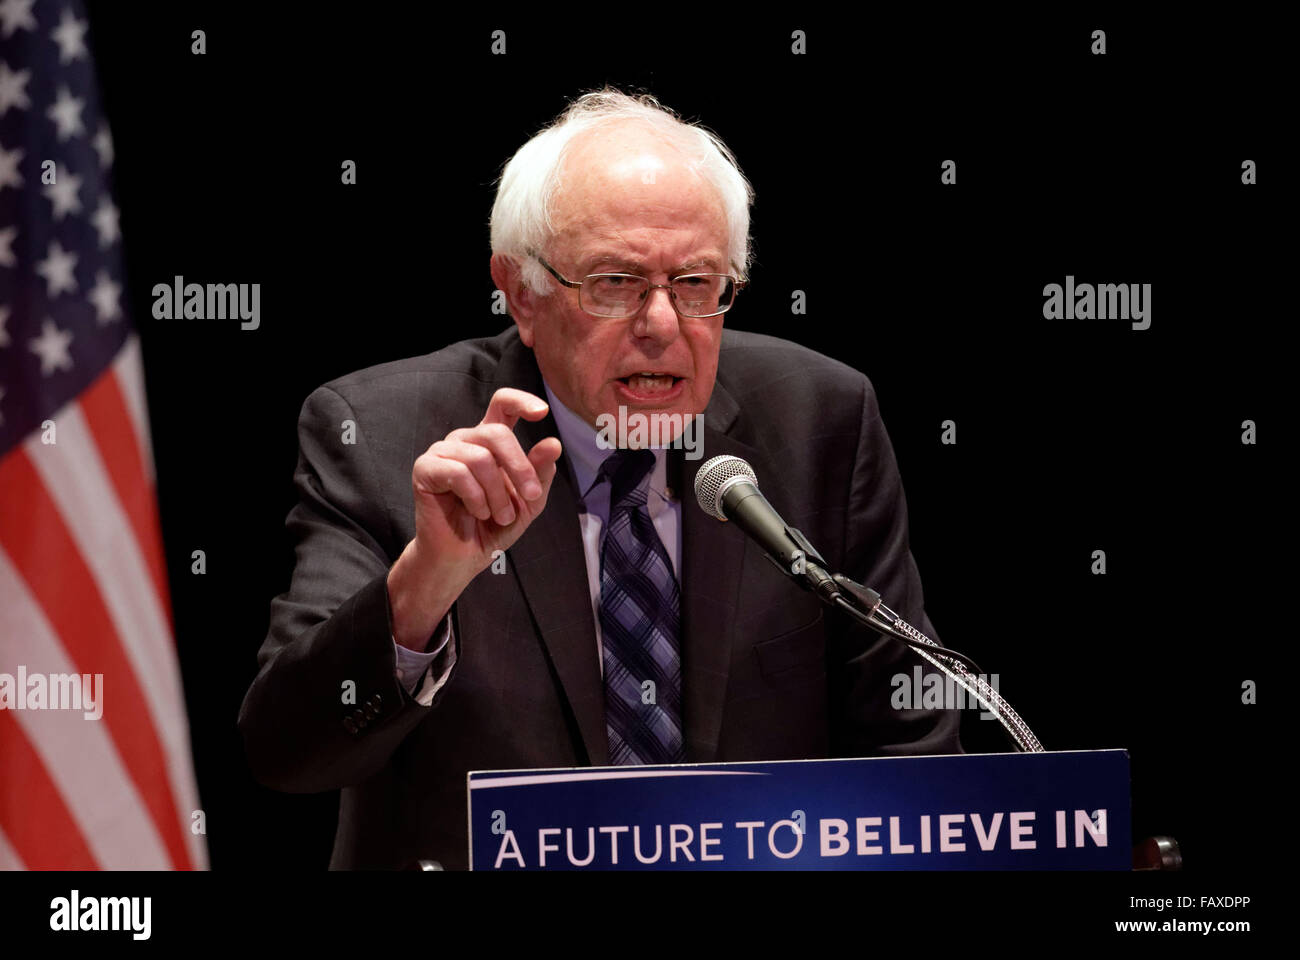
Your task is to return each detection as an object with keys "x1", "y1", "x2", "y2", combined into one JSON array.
[
  {"x1": 492, "y1": 336, "x2": 608, "y2": 765},
  {"x1": 674, "y1": 385, "x2": 763, "y2": 763}
]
